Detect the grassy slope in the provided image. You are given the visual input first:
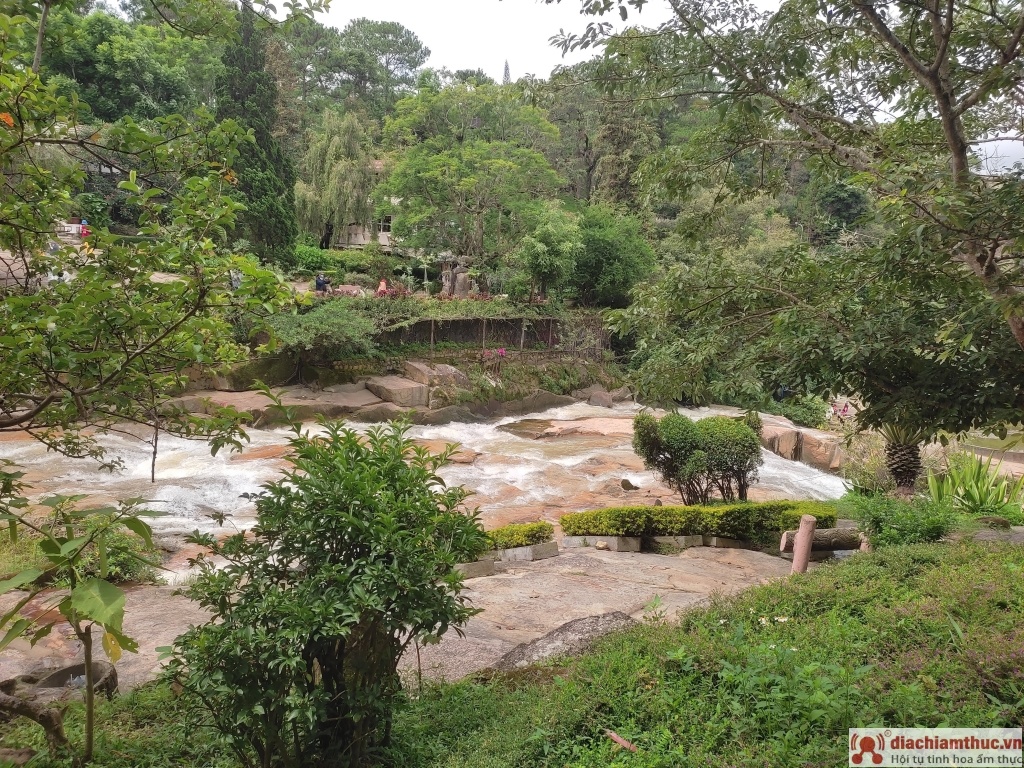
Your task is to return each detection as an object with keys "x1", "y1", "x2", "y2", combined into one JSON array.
[
  {"x1": 389, "y1": 541, "x2": 1024, "y2": 767},
  {"x1": 3, "y1": 542, "x2": 1022, "y2": 767}
]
